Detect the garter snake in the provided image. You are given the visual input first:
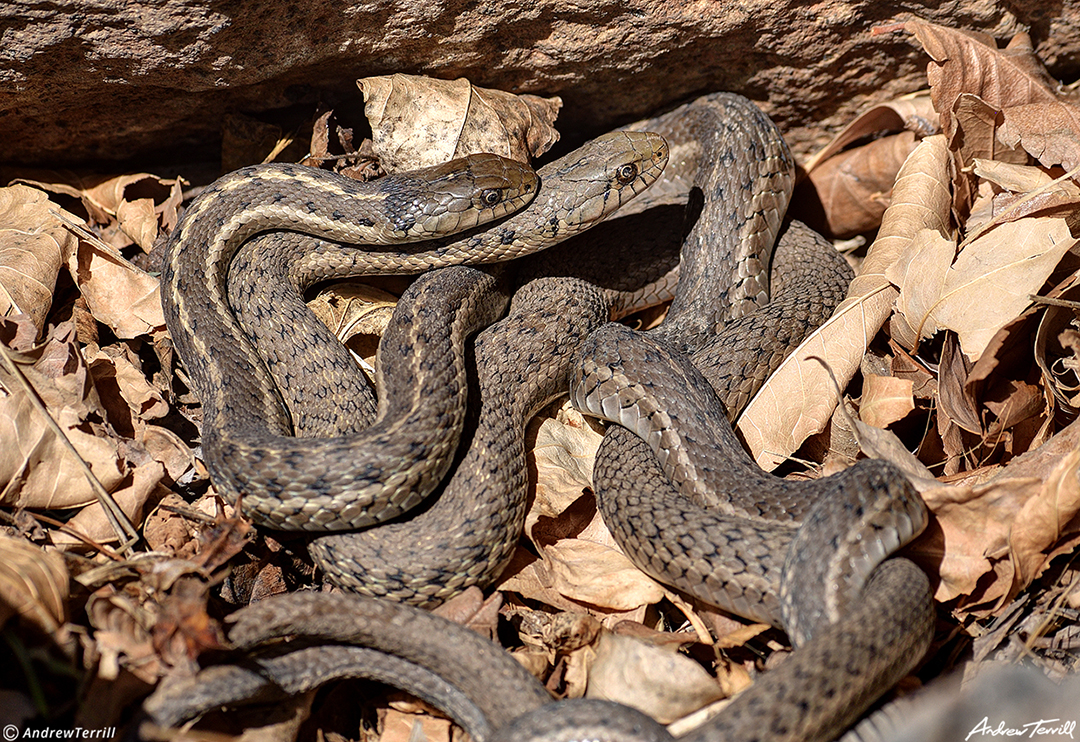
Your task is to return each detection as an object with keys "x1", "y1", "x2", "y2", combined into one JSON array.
[
  {"x1": 152, "y1": 95, "x2": 932, "y2": 742},
  {"x1": 161, "y1": 133, "x2": 669, "y2": 532}
]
